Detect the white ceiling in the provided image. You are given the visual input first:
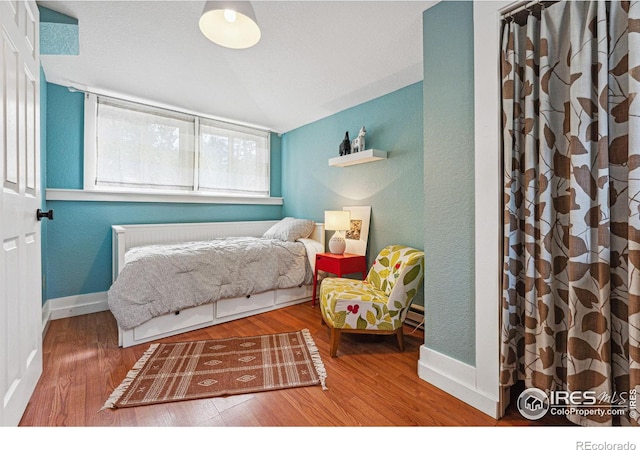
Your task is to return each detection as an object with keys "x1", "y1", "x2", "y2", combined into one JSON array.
[{"x1": 38, "y1": 0, "x2": 436, "y2": 133}]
